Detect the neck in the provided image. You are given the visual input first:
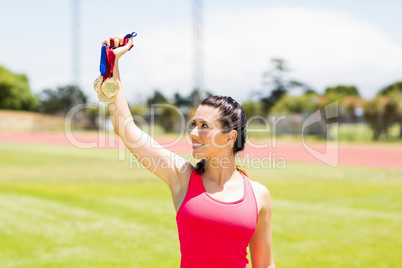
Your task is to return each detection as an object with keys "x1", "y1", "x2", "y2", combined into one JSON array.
[{"x1": 204, "y1": 154, "x2": 237, "y2": 186}]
